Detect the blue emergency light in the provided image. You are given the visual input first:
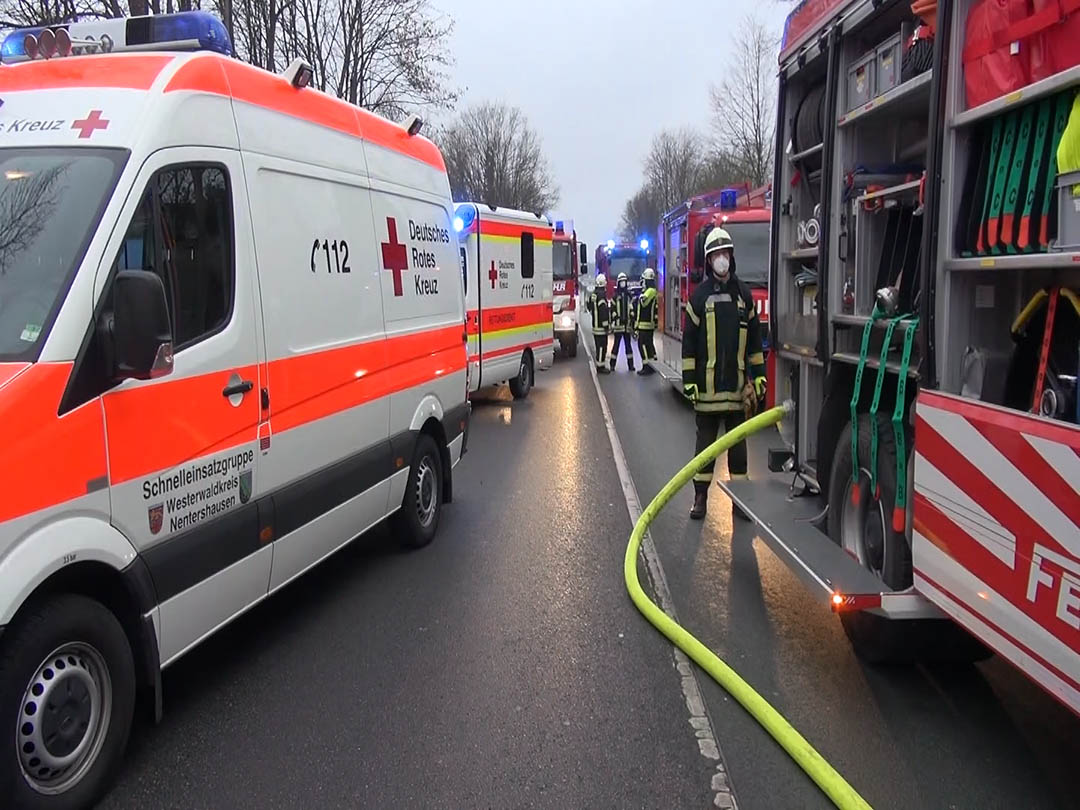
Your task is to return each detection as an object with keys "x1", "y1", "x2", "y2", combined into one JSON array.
[
  {"x1": 606, "y1": 239, "x2": 615, "y2": 250},
  {"x1": 639, "y1": 238, "x2": 649, "y2": 251},
  {"x1": 719, "y1": 188, "x2": 738, "y2": 210},
  {"x1": 1, "y1": 11, "x2": 232, "y2": 64},
  {"x1": 453, "y1": 203, "x2": 477, "y2": 234}
]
